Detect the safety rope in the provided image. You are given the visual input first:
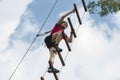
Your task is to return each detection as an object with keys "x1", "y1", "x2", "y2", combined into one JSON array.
[
  {"x1": 8, "y1": 0, "x2": 59, "y2": 80},
  {"x1": 36, "y1": 30, "x2": 51, "y2": 37}
]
